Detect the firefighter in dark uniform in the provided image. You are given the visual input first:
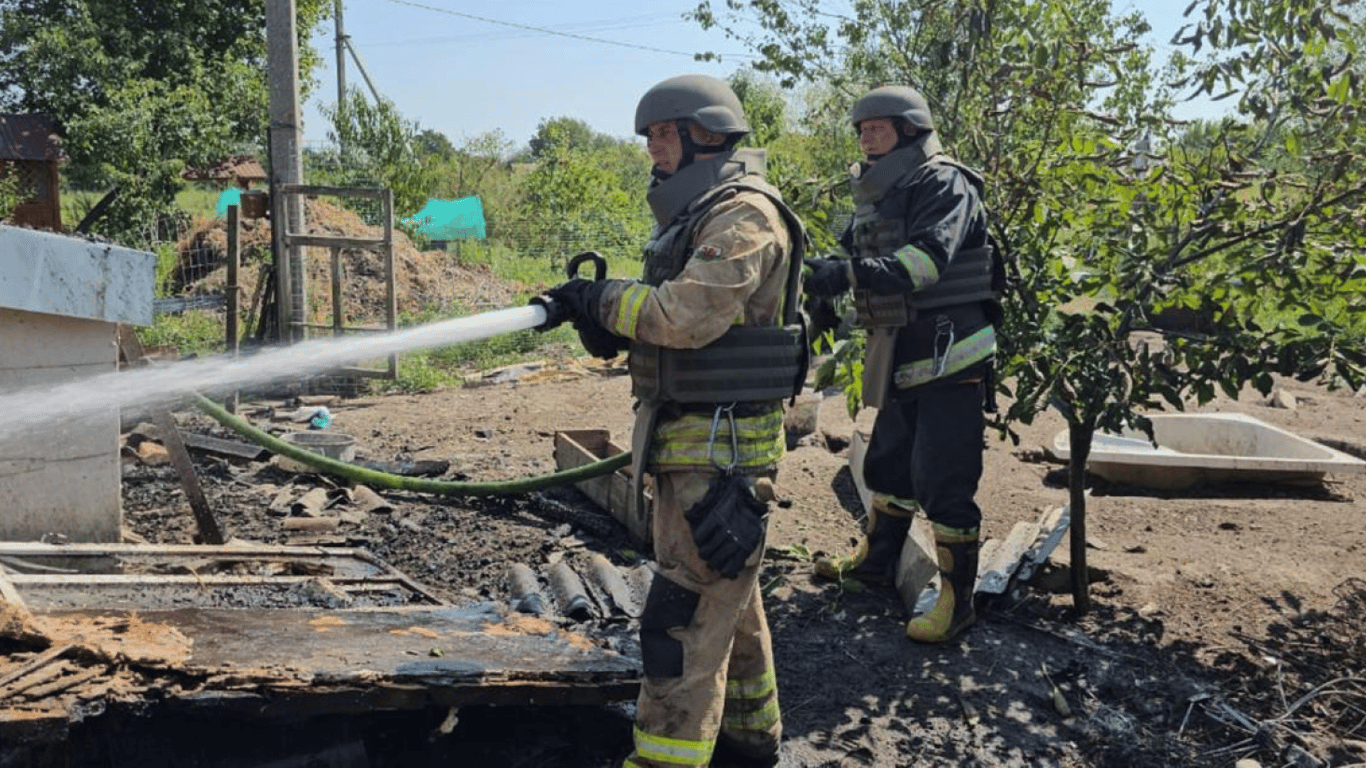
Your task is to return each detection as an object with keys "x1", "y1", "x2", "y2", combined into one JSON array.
[
  {"x1": 534, "y1": 74, "x2": 806, "y2": 767},
  {"x1": 806, "y1": 85, "x2": 999, "y2": 644}
]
